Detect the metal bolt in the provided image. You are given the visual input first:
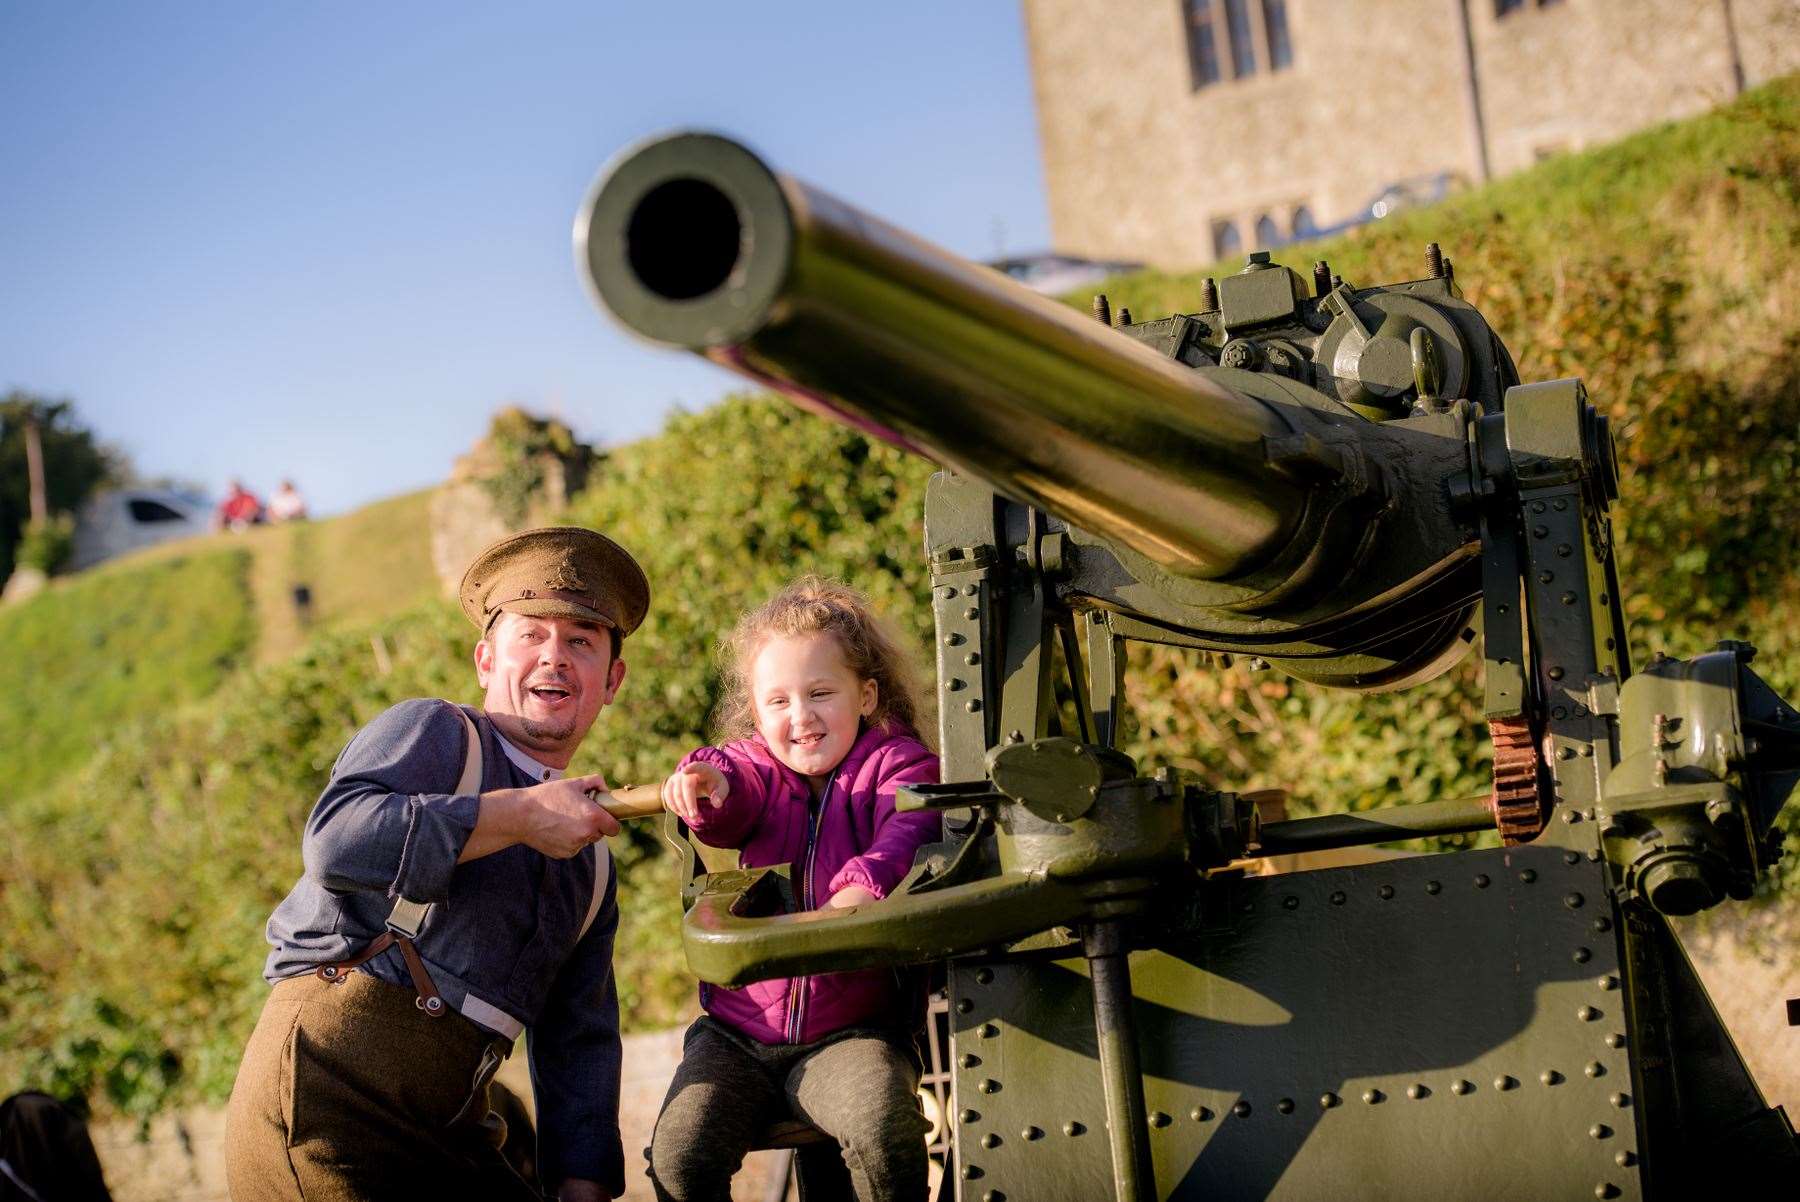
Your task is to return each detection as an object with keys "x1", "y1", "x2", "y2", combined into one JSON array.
[
  {"x1": 961, "y1": 1108, "x2": 980, "y2": 1124},
  {"x1": 1565, "y1": 852, "x2": 1580, "y2": 865},
  {"x1": 981, "y1": 1133, "x2": 1001, "y2": 1149},
  {"x1": 1562, "y1": 592, "x2": 1579, "y2": 606},
  {"x1": 943, "y1": 632, "x2": 964, "y2": 646},
  {"x1": 1610, "y1": 1092, "x2": 1630, "y2": 1108},
  {"x1": 1557, "y1": 746, "x2": 1576, "y2": 760},
  {"x1": 1557, "y1": 542, "x2": 1573, "y2": 558},
  {"x1": 1574, "y1": 947, "x2": 1592, "y2": 963},
  {"x1": 1539, "y1": 570, "x2": 1555, "y2": 584},
  {"x1": 1092, "y1": 294, "x2": 1112, "y2": 325},
  {"x1": 1475, "y1": 874, "x2": 1491, "y2": 889},
  {"x1": 1149, "y1": 1110, "x2": 1172, "y2": 1128},
  {"x1": 1191, "y1": 1106, "x2": 1213, "y2": 1122},
  {"x1": 1531, "y1": 501, "x2": 1547, "y2": 515},
  {"x1": 1614, "y1": 1151, "x2": 1635, "y2": 1167},
  {"x1": 1590, "y1": 1123, "x2": 1612, "y2": 1140},
  {"x1": 1451, "y1": 1079, "x2": 1472, "y2": 1095},
  {"x1": 1021, "y1": 1126, "x2": 1042, "y2": 1141},
  {"x1": 1532, "y1": 524, "x2": 1550, "y2": 538},
  {"x1": 964, "y1": 606, "x2": 980, "y2": 620},
  {"x1": 1578, "y1": 1006, "x2": 1600, "y2": 1022},
  {"x1": 963, "y1": 583, "x2": 979, "y2": 596},
  {"x1": 1425, "y1": 242, "x2": 1445, "y2": 278},
  {"x1": 1596, "y1": 1185, "x2": 1620, "y2": 1200},
  {"x1": 975, "y1": 968, "x2": 994, "y2": 985},
  {"x1": 957, "y1": 998, "x2": 974, "y2": 1014},
  {"x1": 1540, "y1": 1070, "x2": 1562, "y2": 1086},
  {"x1": 965, "y1": 652, "x2": 981, "y2": 666},
  {"x1": 960, "y1": 1053, "x2": 980, "y2": 1069},
  {"x1": 1594, "y1": 916, "x2": 1611, "y2": 932},
  {"x1": 1233, "y1": 1100, "x2": 1252, "y2": 1118},
  {"x1": 1553, "y1": 499, "x2": 1568, "y2": 511},
  {"x1": 982, "y1": 1191, "x2": 1004, "y2": 1202},
  {"x1": 1276, "y1": 1098, "x2": 1295, "y2": 1114},
  {"x1": 961, "y1": 1164, "x2": 981, "y2": 1180},
  {"x1": 1494, "y1": 1075, "x2": 1517, "y2": 1091},
  {"x1": 1586, "y1": 1061, "x2": 1605, "y2": 1078},
  {"x1": 1378, "y1": 884, "x2": 1395, "y2": 900},
  {"x1": 1362, "y1": 1089, "x2": 1383, "y2": 1104},
  {"x1": 1565, "y1": 892, "x2": 1585, "y2": 909},
  {"x1": 966, "y1": 699, "x2": 982, "y2": 713},
  {"x1": 1330, "y1": 890, "x2": 1347, "y2": 906},
  {"x1": 978, "y1": 1079, "x2": 1000, "y2": 1094},
  {"x1": 1605, "y1": 1033, "x2": 1626, "y2": 1049},
  {"x1": 1426, "y1": 880, "x2": 1442, "y2": 895},
  {"x1": 1312, "y1": 261, "x2": 1331, "y2": 297},
  {"x1": 1406, "y1": 1084, "x2": 1427, "y2": 1100},
  {"x1": 979, "y1": 1023, "x2": 999, "y2": 1038},
  {"x1": 1200, "y1": 278, "x2": 1219, "y2": 310},
  {"x1": 1597, "y1": 974, "x2": 1618, "y2": 991},
  {"x1": 1063, "y1": 1121, "x2": 1084, "y2": 1136},
  {"x1": 1116, "y1": 307, "x2": 1133, "y2": 326},
  {"x1": 1319, "y1": 1092, "x2": 1340, "y2": 1109},
  {"x1": 1520, "y1": 869, "x2": 1538, "y2": 884}
]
